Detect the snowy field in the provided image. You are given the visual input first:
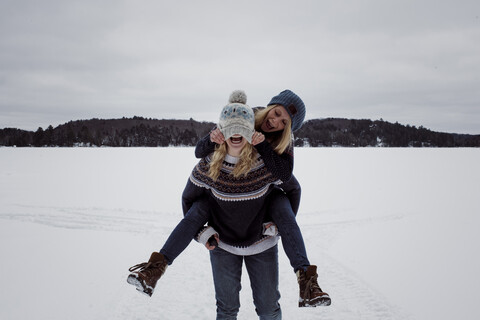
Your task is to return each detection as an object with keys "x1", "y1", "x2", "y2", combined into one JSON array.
[{"x1": 1, "y1": 147, "x2": 479, "y2": 320}]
